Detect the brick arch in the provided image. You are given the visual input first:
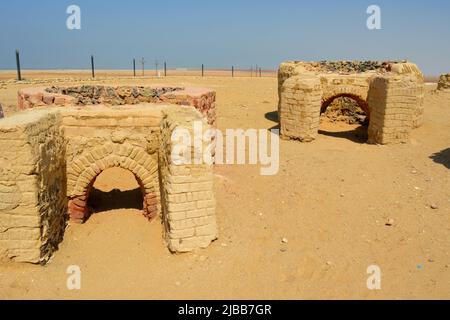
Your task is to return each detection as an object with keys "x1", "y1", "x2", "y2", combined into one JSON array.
[
  {"x1": 67, "y1": 143, "x2": 159, "y2": 223},
  {"x1": 321, "y1": 93, "x2": 370, "y2": 118}
]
